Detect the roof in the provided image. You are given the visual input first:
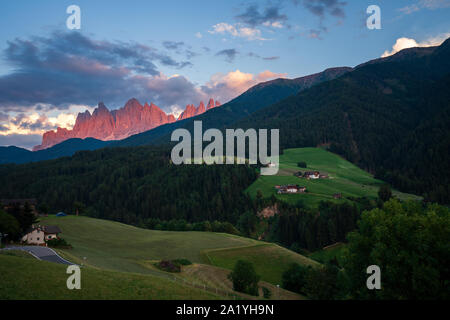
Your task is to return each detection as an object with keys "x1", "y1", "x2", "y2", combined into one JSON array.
[
  {"x1": 44, "y1": 225, "x2": 62, "y2": 234},
  {"x1": 26, "y1": 225, "x2": 62, "y2": 234}
]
